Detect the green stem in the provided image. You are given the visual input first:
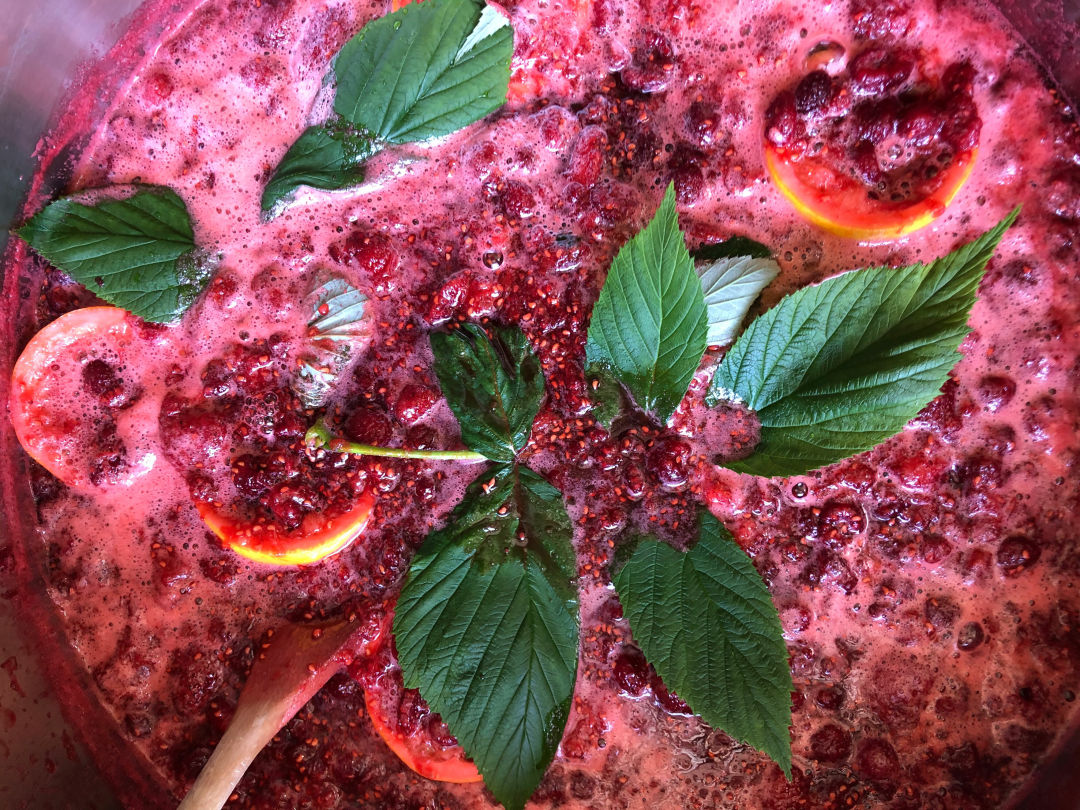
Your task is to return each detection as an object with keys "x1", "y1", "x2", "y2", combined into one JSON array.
[{"x1": 305, "y1": 420, "x2": 487, "y2": 463}]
